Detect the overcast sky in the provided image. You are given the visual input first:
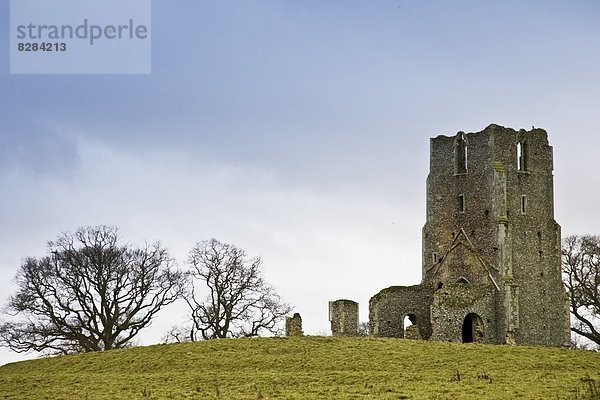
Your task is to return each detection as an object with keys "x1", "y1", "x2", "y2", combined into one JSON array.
[{"x1": 1, "y1": 0, "x2": 599, "y2": 365}]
